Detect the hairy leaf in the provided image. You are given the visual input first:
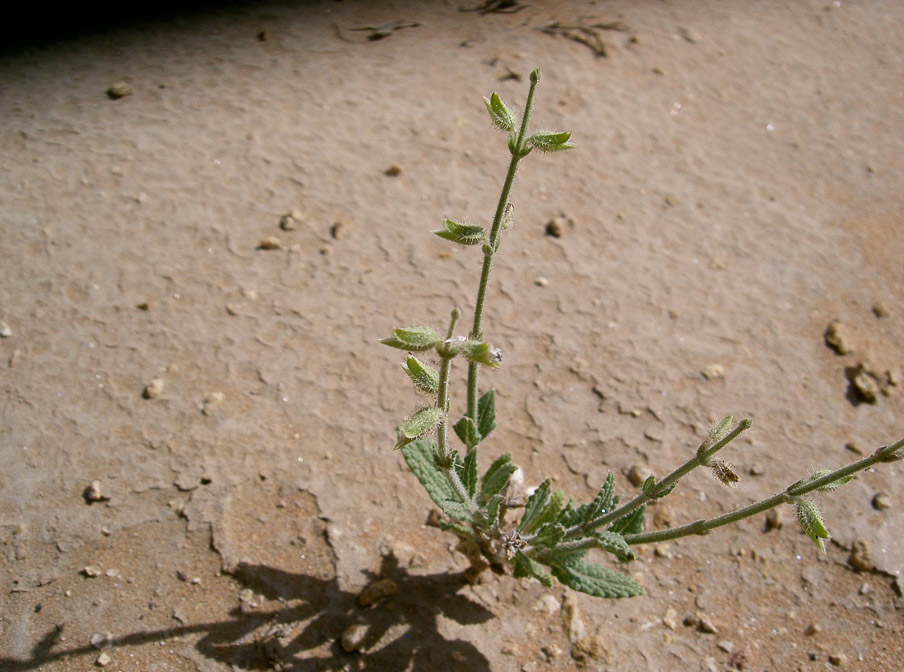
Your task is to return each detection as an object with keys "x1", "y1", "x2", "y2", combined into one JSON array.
[
  {"x1": 381, "y1": 326, "x2": 441, "y2": 352},
  {"x1": 480, "y1": 453, "x2": 517, "y2": 502},
  {"x1": 453, "y1": 416, "x2": 481, "y2": 450},
  {"x1": 513, "y1": 551, "x2": 553, "y2": 586},
  {"x1": 484, "y1": 92, "x2": 517, "y2": 132},
  {"x1": 796, "y1": 498, "x2": 829, "y2": 553},
  {"x1": 608, "y1": 504, "x2": 646, "y2": 536},
  {"x1": 402, "y1": 356, "x2": 439, "y2": 395},
  {"x1": 433, "y1": 219, "x2": 486, "y2": 246},
  {"x1": 549, "y1": 557, "x2": 644, "y2": 598},
  {"x1": 591, "y1": 531, "x2": 633, "y2": 562},
  {"x1": 394, "y1": 406, "x2": 442, "y2": 450},
  {"x1": 485, "y1": 493, "x2": 504, "y2": 526},
  {"x1": 519, "y1": 479, "x2": 565, "y2": 534},
  {"x1": 460, "y1": 448, "x2": 479, "y2": 499},
  {"x1": 439, "y1": 520, "x2": 472, "y2": 537},
  {"x1": 584, "y1": 472, "x2": 616, "y2": 527},
  {"x1": 530, "y1": 522, "x2": 566, "y2": 549},
  {"x1": 477, "y1": 390, "x2": 497, "y2": 438},
  {"x1": 527, "y1": 130, "x2": 574, "y2": 153},
  {"x1": 401, "y1": 439, "x2": 470, "y2": 521}
]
